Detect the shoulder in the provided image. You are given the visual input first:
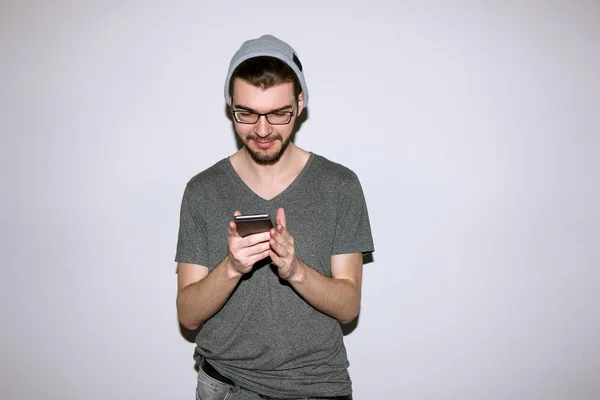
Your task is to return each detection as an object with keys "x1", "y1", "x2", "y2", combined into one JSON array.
[
  {"x1": 182, "y1": 158, "x2": 231, "y2": 201},
  {"x1": 185, "y1": 158, "x2": 230, "y2": 191},
  {"x1": 309, "y1": 153, "x2": 361, "y2": 185}
]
